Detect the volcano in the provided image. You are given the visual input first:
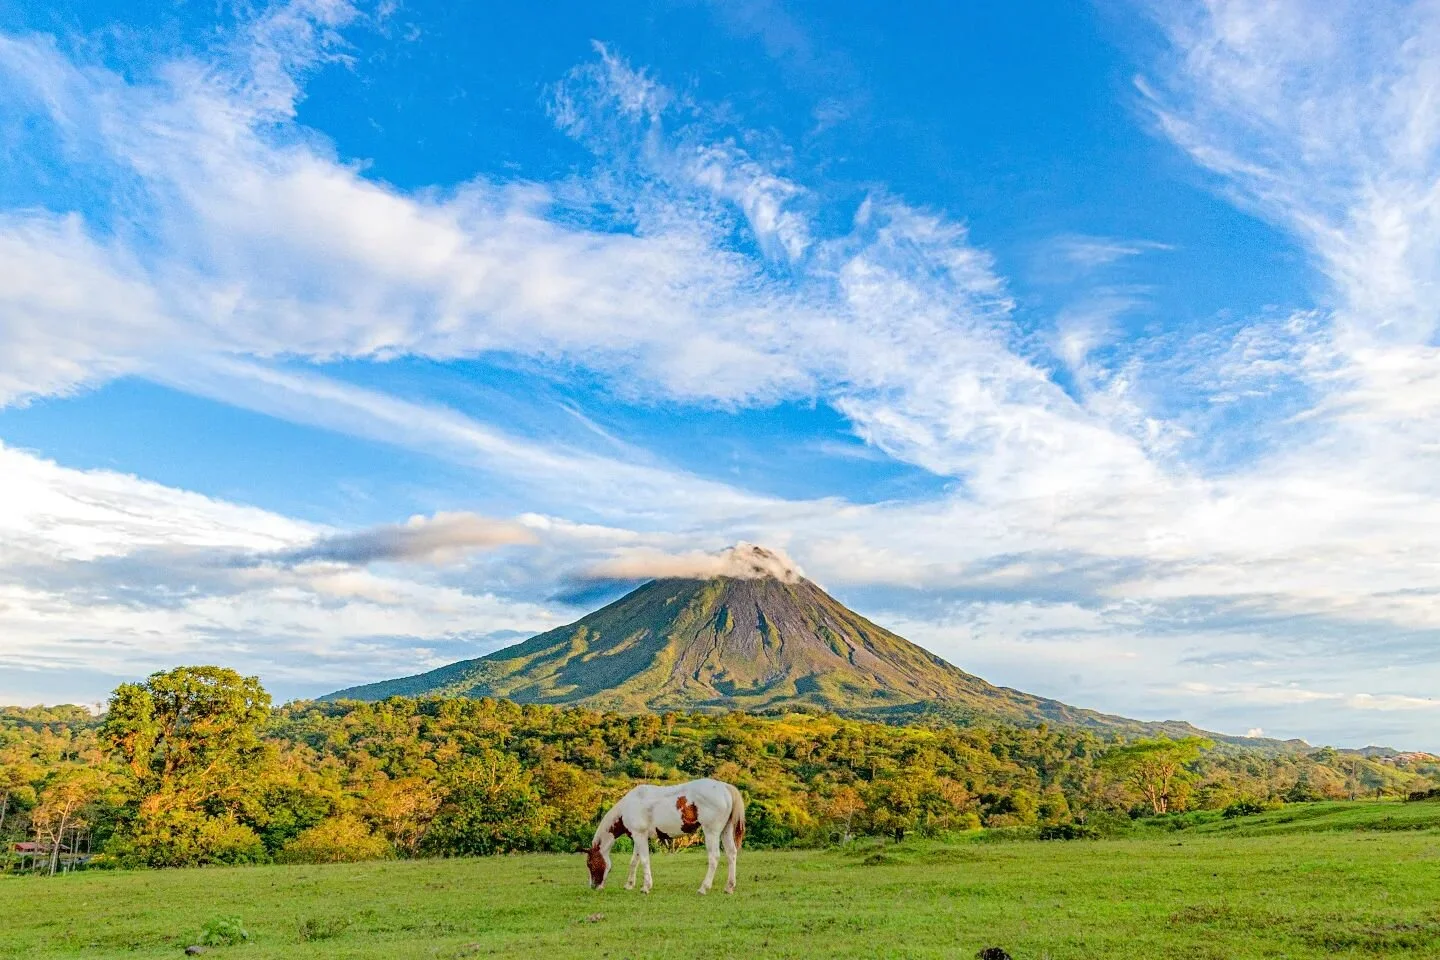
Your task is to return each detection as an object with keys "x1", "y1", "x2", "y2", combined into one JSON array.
[{"x1": 324, "y1": 549, "x2": 1257, "y2": 743}]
